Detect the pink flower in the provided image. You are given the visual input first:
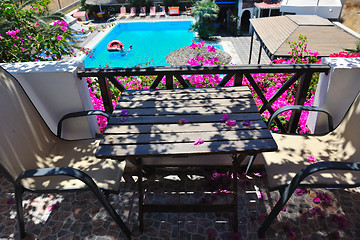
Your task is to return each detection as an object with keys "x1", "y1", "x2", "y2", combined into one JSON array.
[
  {"x1": 178, "y1": 118, "x2": 188, "y2": 125},
  {"x1": 295, "y1": 188, "x2": 307, "y2": 196},
  {"x1": 120, "y1": 109, "x2": 128, "y2": 116},
  {"x1": 194, "y1": 138, "x2": 204, "y2": 145},
  {"x1": 313, "y1": 197, "x2": 321, "y2": 204},
  {"x1": 56, "y1": 35, "x2": 62, "y2": 40},
  {"x1": 243, "y1": 120, "x2": 253, "y2": 127},
  {"x1": 220, "y1": 113, "x2": 229, "y2": 121},
  {"x1": 207, "y1": 45, "x2": 216, "y2": 53},
  {"x1": 225, "y1": 119, "x2": 236, "y2": 126},
  {"x1": 61, "y1": 26, "x2": 67, "y2": 31},
  {"x1": 189, "y1": 42, "x2": 197, "y2": 49},
  {"x1": 48, "y1": 203, "x2": 60, "y2": 212},
  {"x1": 308, "y1": 155, "x2": 316, "y2": 163}
]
